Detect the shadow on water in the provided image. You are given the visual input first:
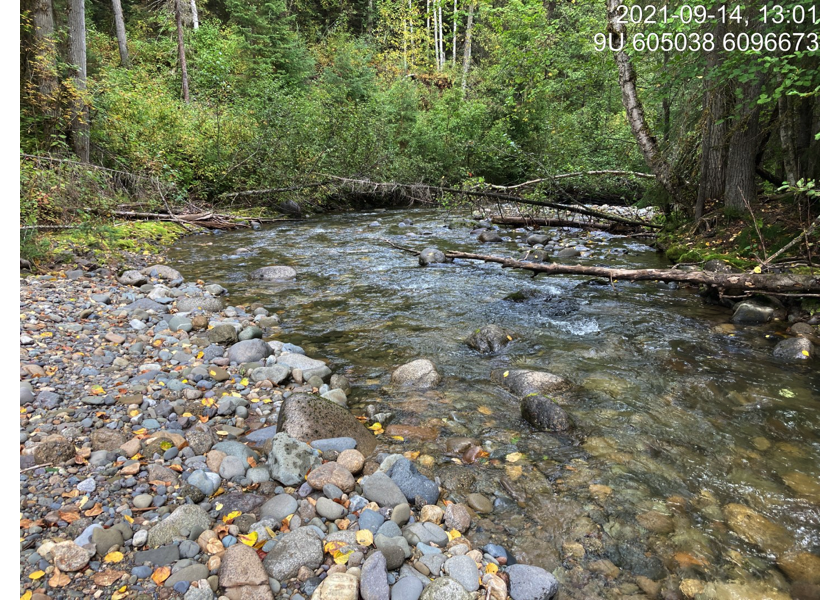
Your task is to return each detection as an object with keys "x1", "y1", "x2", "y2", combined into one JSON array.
[{"x1": 168, "y1": 208, "x2": 819, "y2": 590}]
